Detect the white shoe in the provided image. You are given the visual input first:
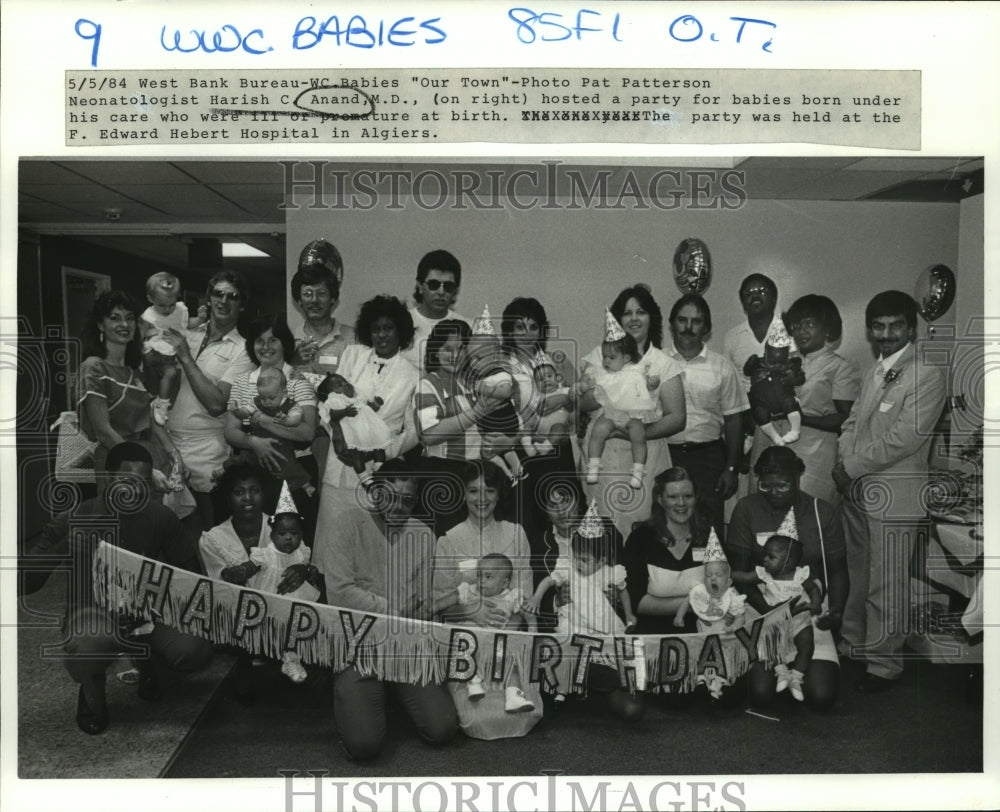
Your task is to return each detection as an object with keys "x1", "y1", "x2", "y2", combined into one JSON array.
[
  {"x1": 151, "y1": 397, "x2": 171, "y2": 426},
  {"x1": 586, "y1": 458, "x2": 600, "y2": 484},
  {"x1": 774, "y1": 663, "x2": 791, "y2": 693},
  {"x1": 467, "y1": 680, "x2": 485, "y2": 701},
  {"x1": 504, "y1": 686, "x2": 534, "y2": 713},
  {"x1": 281, "y1": 658, "x2": 308, "y2": 683},
  {"x1": 629, "y1": 465, "x2": 644, "y2": 489},
  {"x1": 788, "y1": 669, "x2": 805, "y2": 701}
]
